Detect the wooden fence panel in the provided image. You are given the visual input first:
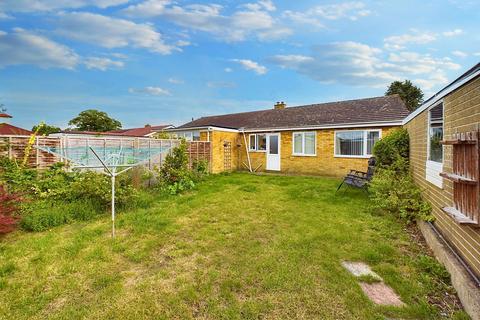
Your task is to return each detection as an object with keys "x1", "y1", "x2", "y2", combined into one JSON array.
[{"x1": 0, "y1": 136, "x2": 212, "y2": 172}]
